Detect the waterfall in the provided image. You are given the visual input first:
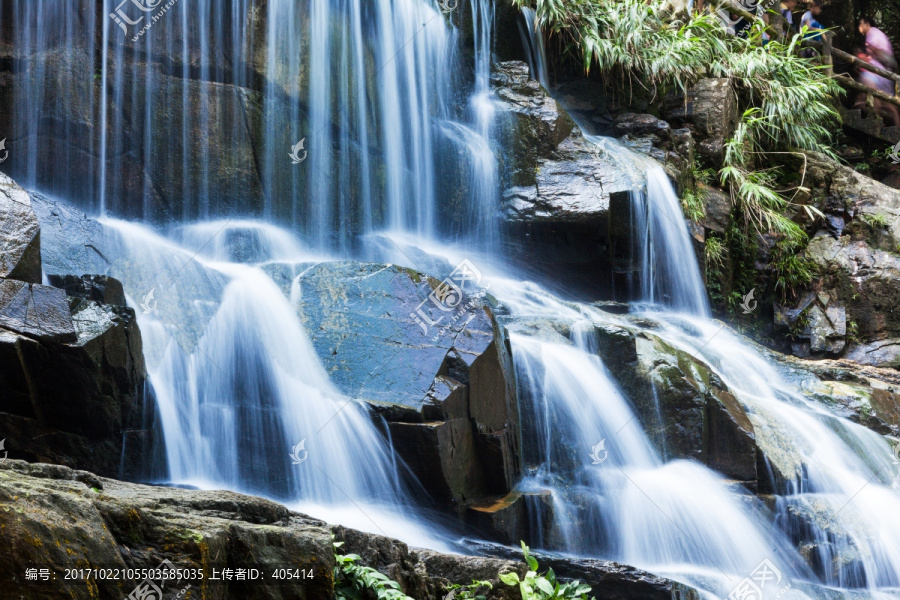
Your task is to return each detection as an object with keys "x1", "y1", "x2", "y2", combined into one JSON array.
[
  {"x1": 646, "y1": 312, "x2": 900, "y2": 591},
  {"x1": 489, "y1": 281, "x2": 807, "y2": 598},
  {"x1": 518, "y1": 7, "x2": 549, "y2": 88},
  {"x1": 87, "y1": 218, "x2": 449, "y2": 549},
  {"x1": 632, "y1": 165, "x2": 710, "y2": 315},
  {"x1": 12, "y1": 0, "x2": 900, "y2": 598}
]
